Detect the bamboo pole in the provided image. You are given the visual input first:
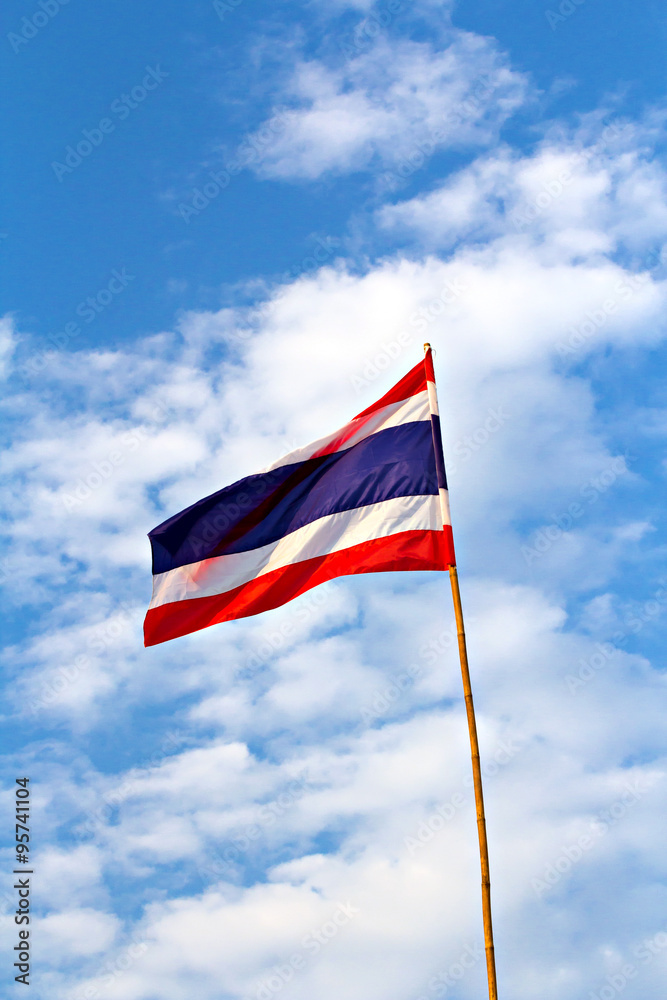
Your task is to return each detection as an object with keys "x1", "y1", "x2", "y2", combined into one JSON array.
[
  {"x1": 423, "y1": 343, "x2": 498, "y2": 1000},
  {"x1": 449, "y1": 564, "x2": 498, "y2": 1000}
]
